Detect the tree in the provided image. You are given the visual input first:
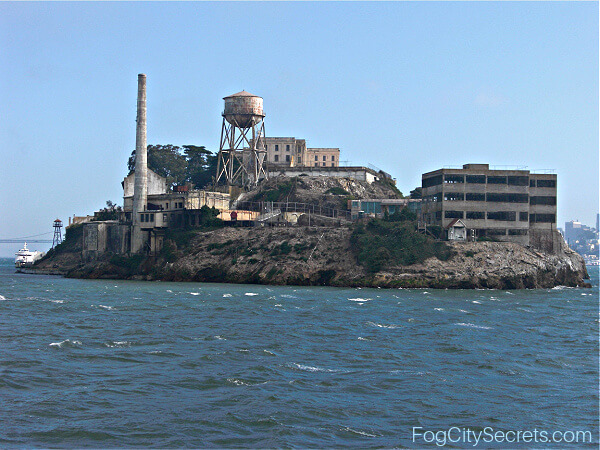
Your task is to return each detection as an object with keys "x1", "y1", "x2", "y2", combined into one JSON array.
[
  {"x1": 410, "y1": 187, "x2": 422, "y2": 199},
  {"x1": 128, "y1": 144, "x2": 218, "y2": 190},
  {"x1": 94, "y1": 200, "x2": 122, "y2": 221}
]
